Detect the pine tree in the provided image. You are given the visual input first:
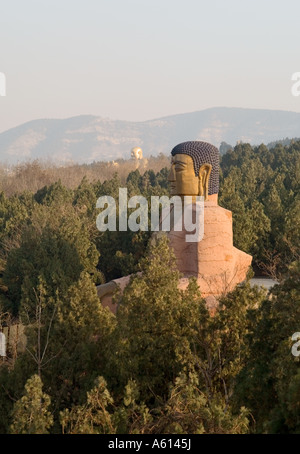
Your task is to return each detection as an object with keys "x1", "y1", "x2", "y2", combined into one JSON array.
[
  {"x1": 110, "y1": 235, "x2": 201, "y2": 399},
  {"x1": 60, "y1": 376, "x2": 115, "y2": 434},
  {"x1": 148, "y1": 372, "x2": 249, "y2": 434},
  {"x1": 10, "y1": 374, "x2": 53, "y2": 434},
  {"x1": 234, "y1": 261, "x2": 300, "y2": 433}
]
